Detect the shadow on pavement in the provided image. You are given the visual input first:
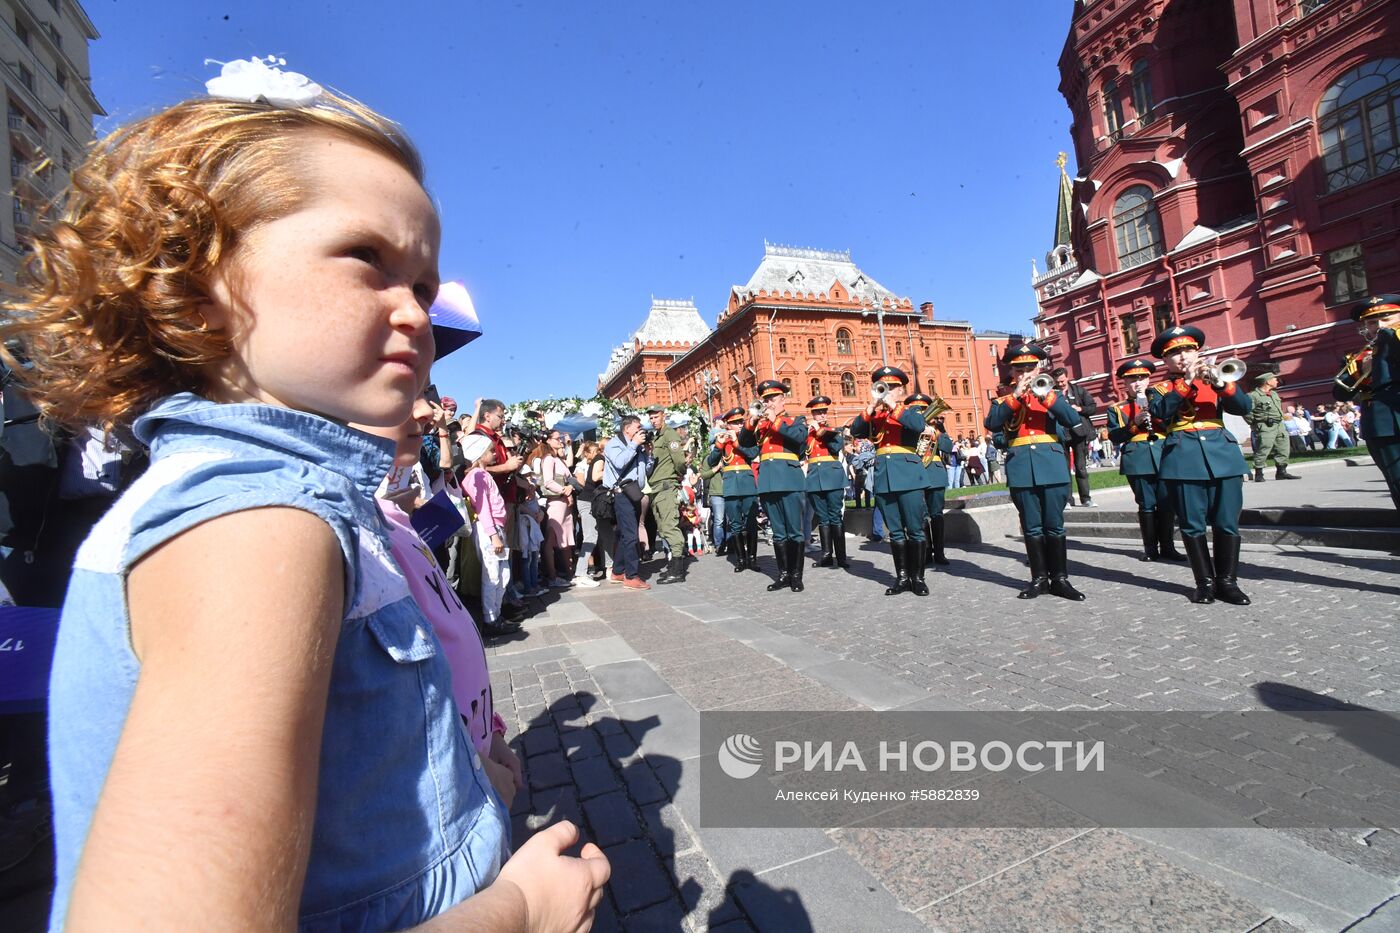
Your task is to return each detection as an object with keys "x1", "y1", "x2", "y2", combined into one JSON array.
[{"x1": 512, "y1": 692, "x2": 814, "y2": 931}]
